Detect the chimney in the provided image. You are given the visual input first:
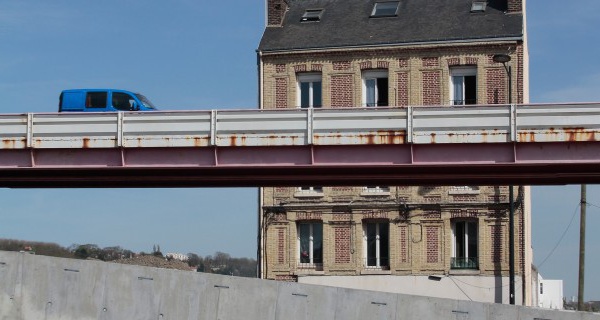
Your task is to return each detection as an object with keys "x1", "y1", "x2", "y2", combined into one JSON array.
[
  {"x1": 507, "y1": 0, "x2": 523, "y2": 13},
  {"x1": 267, "y1": 0, "x2": 288, "y2": 26}
]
